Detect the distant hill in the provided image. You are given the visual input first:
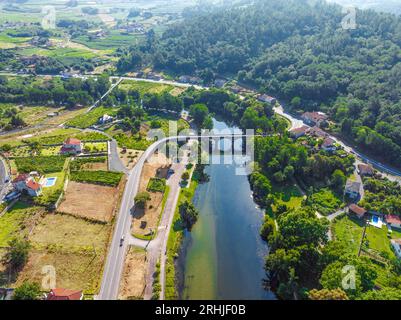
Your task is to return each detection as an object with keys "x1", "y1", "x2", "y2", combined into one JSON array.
[{"x1": 326, "y1": 0, "x2": 401, "y2": 15}]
